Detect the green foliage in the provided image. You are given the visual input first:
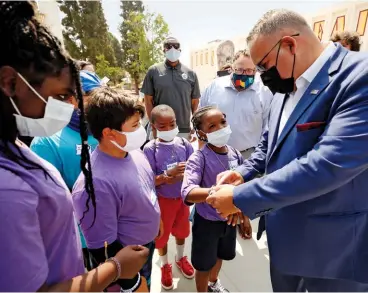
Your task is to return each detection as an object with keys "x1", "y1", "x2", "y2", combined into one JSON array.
[
  {"x1": 95, "y1": 55, "x2": 125, "y2": 85},
  {"x1": 120, "y1": 0, "x2": 169, "y2": 93},
  {"x1": 58, "y1": 0, "x2": 115, "y2": 65},
  {"x1": 109, "y1": 33, "x2": 123, "y2": 67},
  {"x1": 143, "y1": 12, "x2": 170, "y2": 68}
]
